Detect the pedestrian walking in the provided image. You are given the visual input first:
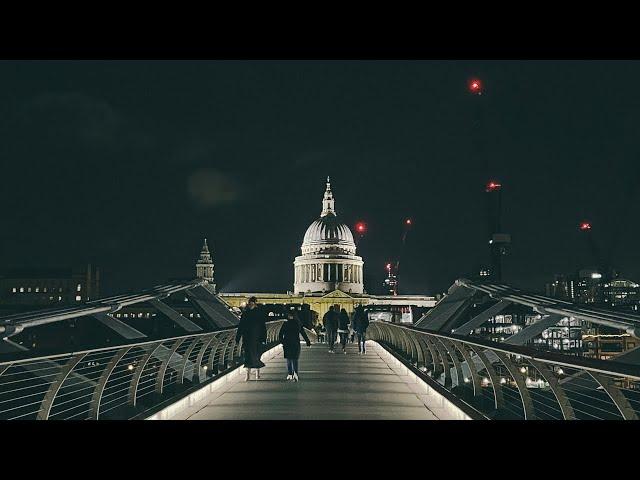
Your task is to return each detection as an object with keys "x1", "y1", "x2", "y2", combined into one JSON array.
[
  {"x1": 236, "y1": 296, "x2": 267, "y2": 380},
  {"x1": 352, "y1": 305, "x2": 369, "y2": 354},
  {"x1": 322, "y1": 305, "x2": 339, "y2": 353},
  {"x1": 279, "y1": 309, "x2": 311, "y2": 381},
  {"x1": 338, "y1": 308, "x2": 350, "y2": 354}
]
